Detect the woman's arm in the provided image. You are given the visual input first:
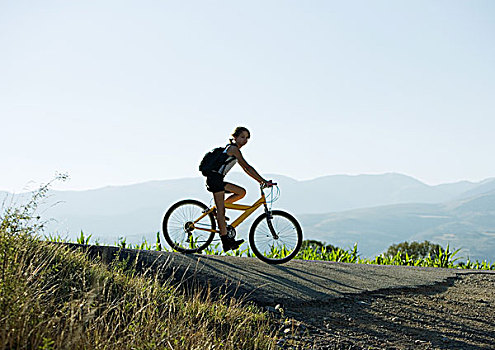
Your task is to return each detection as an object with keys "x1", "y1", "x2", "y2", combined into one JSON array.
[{"x1": 230, "y1": 146, "x2": 267, "y2": 184}]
